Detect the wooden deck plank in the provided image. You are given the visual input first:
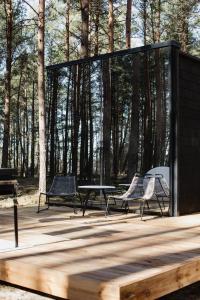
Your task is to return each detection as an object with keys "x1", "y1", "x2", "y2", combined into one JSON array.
[
  {"x1": 0, "y1": 207, "x2": 200, "y2": 299},
  {"x1": 120, "y1": 259, "x2": 200, "y2": 300}
]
